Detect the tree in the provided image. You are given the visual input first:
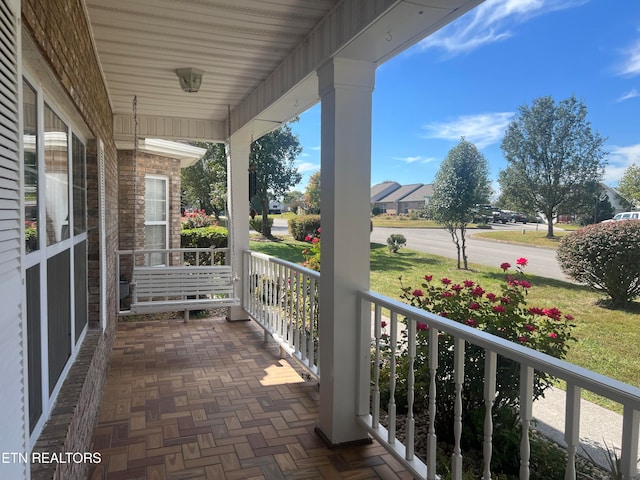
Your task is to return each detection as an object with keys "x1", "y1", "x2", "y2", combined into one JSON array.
[
  {"x1": 304, "y1": 170, "x2": 321, "y2": 213},
  {"x1": 617, "y1": 163, "x2": 640, "y2": 207},
  {"x1": 181, "y1": 143, "x2": 227, "y2": 217},
  {"x1": 250, "y1": 122, "x2": 302, "y2": 237},
  {"x1": 499, "y1": 96, "x2": 607, "y2": 237},
  {"x1": 283, "y1": 190, "x2": 305, "y2": 213},
  {"x1": 429, "y1": 139, "x2": 491, "y2": 269}
]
